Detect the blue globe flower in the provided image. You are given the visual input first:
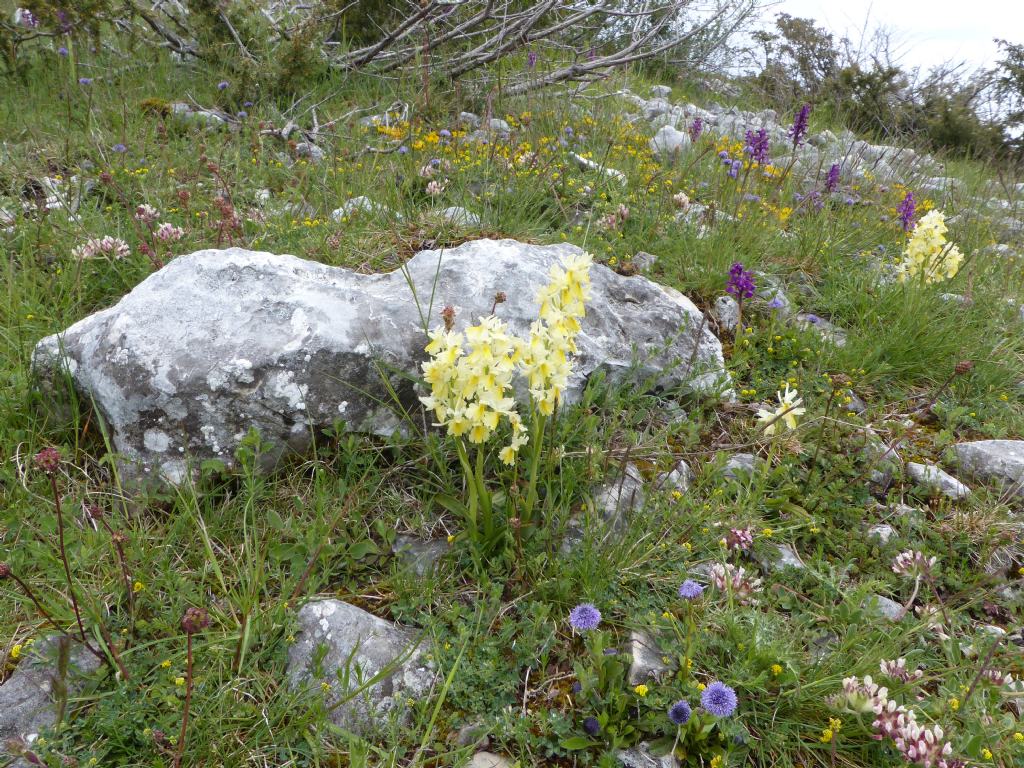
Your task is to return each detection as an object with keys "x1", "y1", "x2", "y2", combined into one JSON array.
[{"x1": 701, "y1": 681, "x2": 738, "y2": 717}]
